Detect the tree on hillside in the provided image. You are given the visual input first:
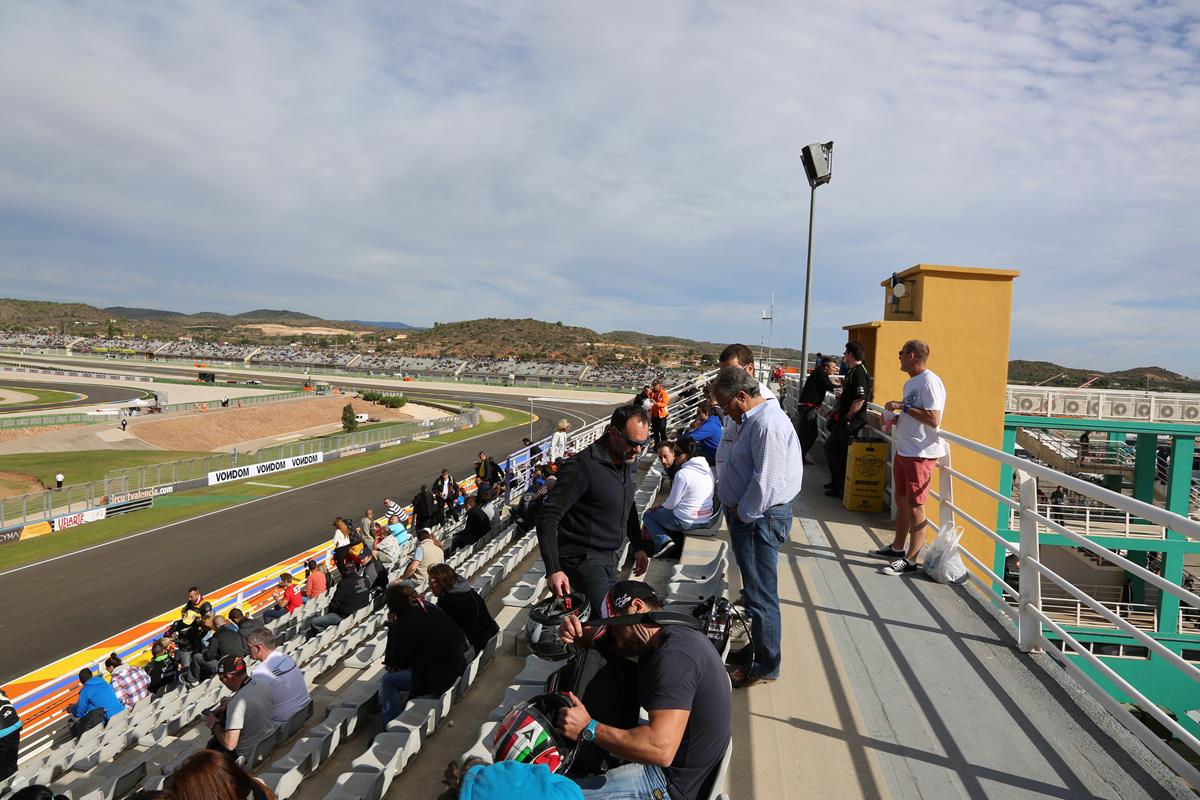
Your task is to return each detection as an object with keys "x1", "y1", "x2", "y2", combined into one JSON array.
[{"x1": 342, "y1": 402, "x2": 358, "y2": 433}]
